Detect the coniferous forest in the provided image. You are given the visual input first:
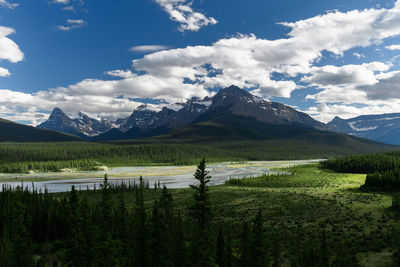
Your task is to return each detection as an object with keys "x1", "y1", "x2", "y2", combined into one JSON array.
[
  {"x1": 322, "y1": 151, "x2": 400, "y2": 191},
  {"x1": 0, "y1": 159, "x2": 375, "y2": 267}
]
